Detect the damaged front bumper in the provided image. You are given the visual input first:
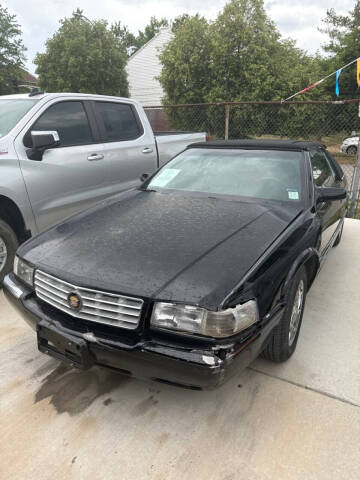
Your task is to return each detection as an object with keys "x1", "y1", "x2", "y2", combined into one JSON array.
[{"x1": 3, "y1": 273, "x2": 282, "y2": 390}]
